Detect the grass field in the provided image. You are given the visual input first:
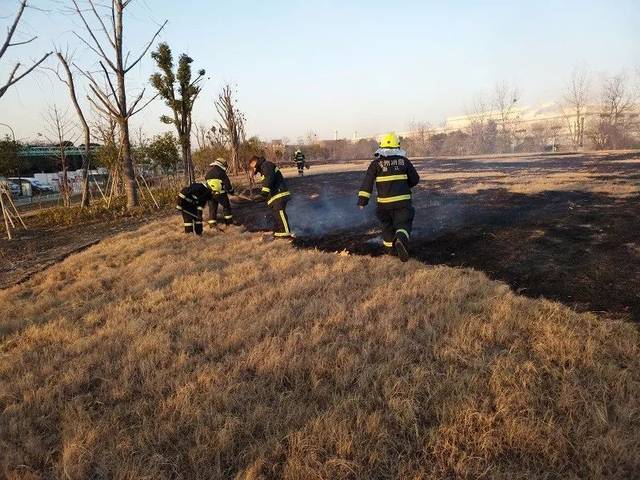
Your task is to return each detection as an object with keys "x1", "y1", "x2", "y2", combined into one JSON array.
[{"x1": 1, "y1": 218, "x2": 639, "y2": 479}]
